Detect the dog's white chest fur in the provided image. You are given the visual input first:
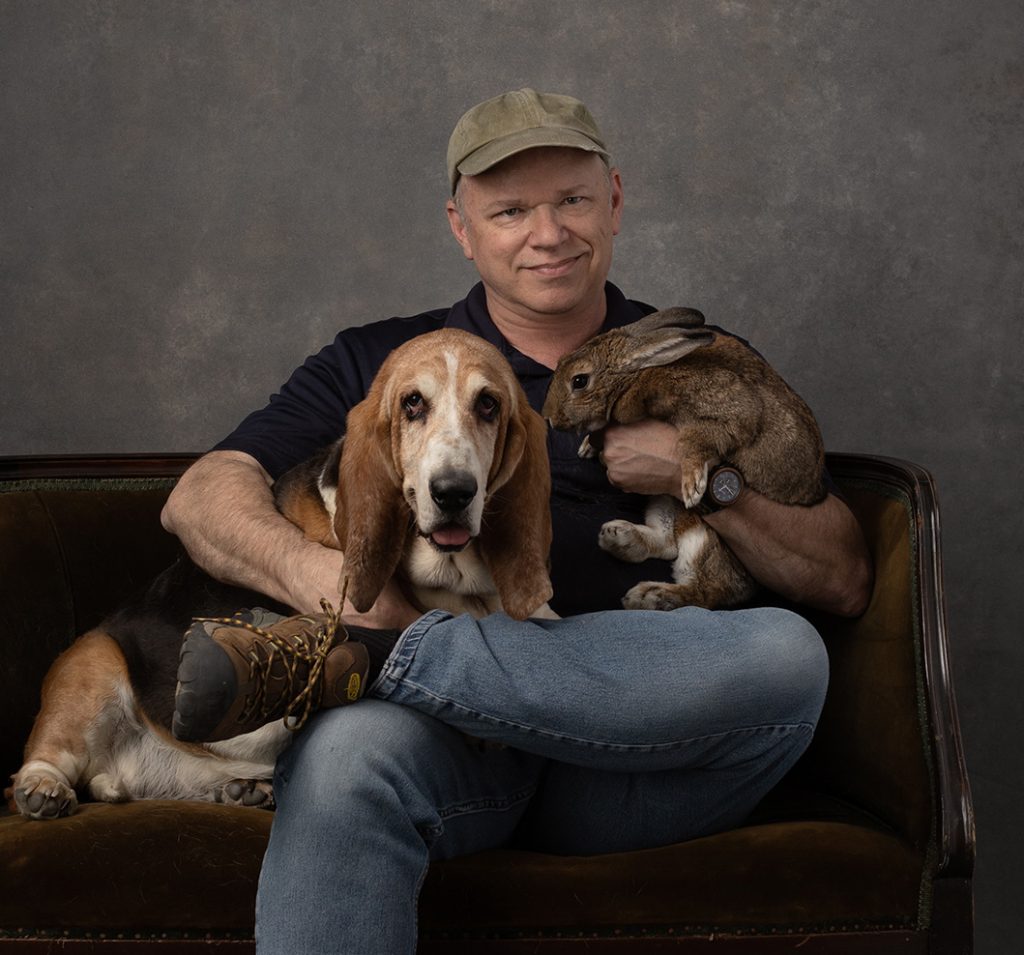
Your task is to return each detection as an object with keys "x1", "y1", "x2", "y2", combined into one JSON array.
[{"x1": 403, "y1": 537, "x2": 504, "y2": 617}]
